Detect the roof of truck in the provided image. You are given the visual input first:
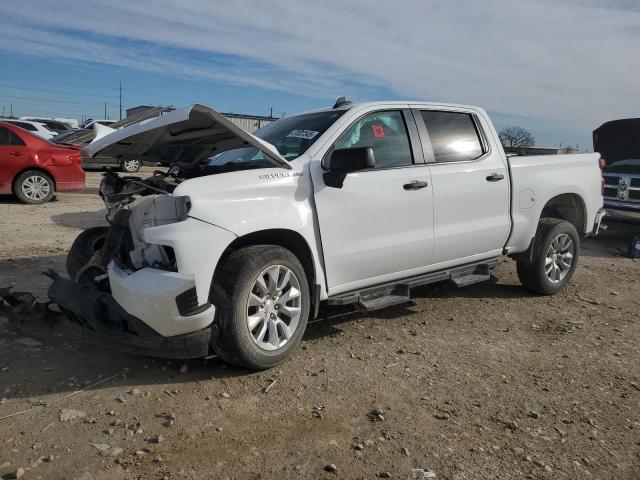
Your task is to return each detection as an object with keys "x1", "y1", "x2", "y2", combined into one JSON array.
[{"x1": 298, "y1": 100, "x2": 485, "y2": 116}]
